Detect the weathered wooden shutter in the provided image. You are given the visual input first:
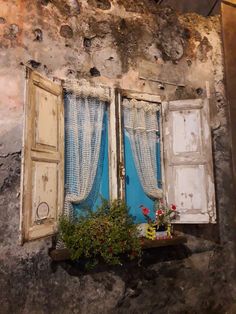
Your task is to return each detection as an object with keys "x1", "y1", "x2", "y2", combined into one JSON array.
[
  {"x1": 21, "y1": 69, "x2": 64, "y2": 242},
  {"x1": 163, "y1": 99, "x2": 216, "y2": 223}
]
